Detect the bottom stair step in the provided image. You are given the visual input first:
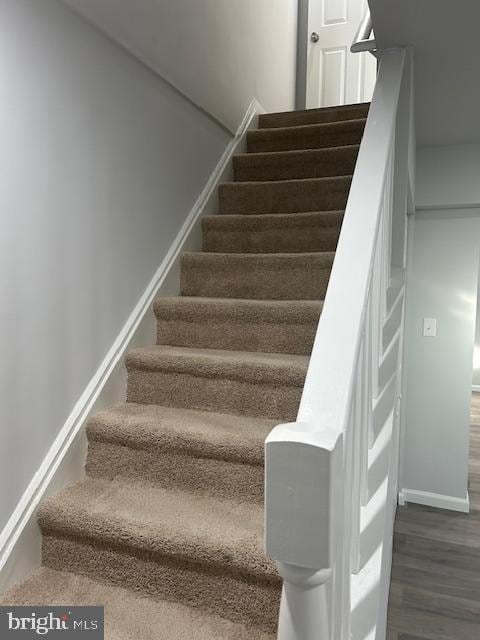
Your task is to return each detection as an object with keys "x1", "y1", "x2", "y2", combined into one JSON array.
[
  {"x1": 1, "y1": 567, "x2": 275, "y2": 639},
  {"x1": 38, "y1": 477, "x2": 281, "y2": 632}
]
